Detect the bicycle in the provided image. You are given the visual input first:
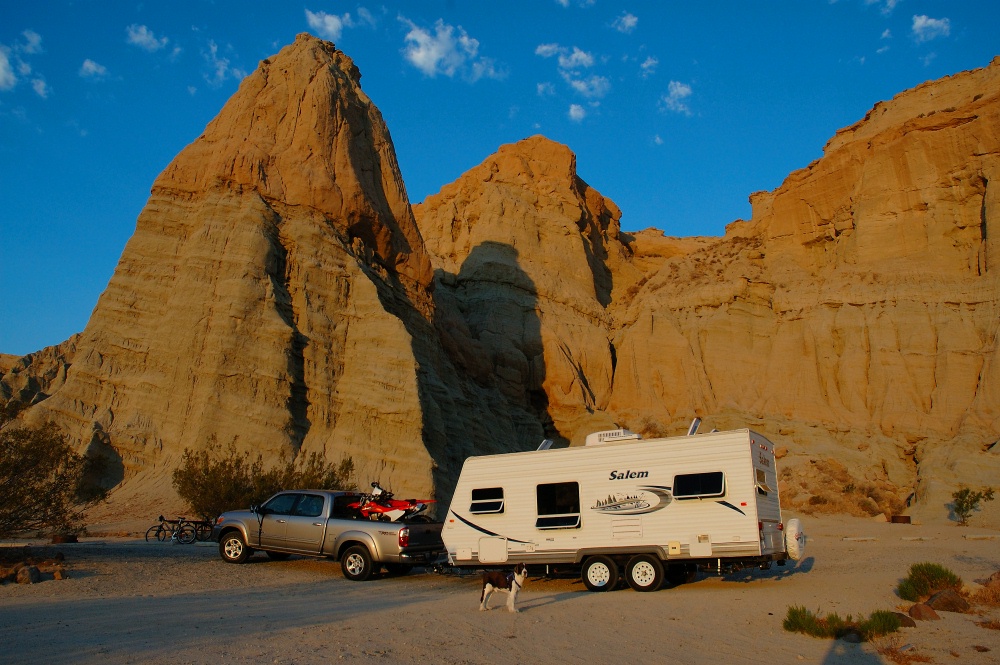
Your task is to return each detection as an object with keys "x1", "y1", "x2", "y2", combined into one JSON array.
[{"x1": 144, "y1": 515, "x2": 197, "y2": 544}]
